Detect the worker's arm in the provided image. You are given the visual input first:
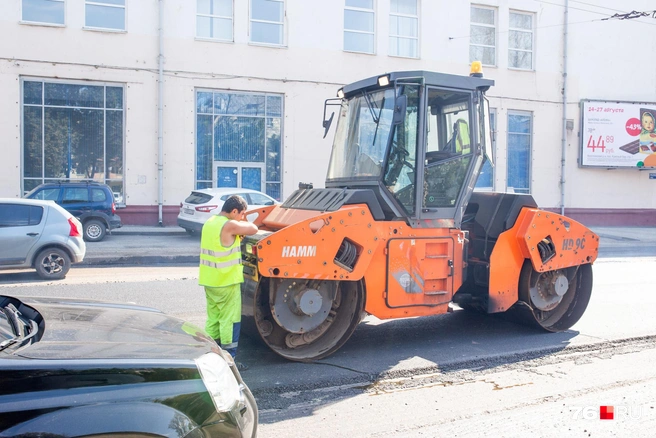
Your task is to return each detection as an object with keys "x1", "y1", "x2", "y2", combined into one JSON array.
[{"x1": 223, "y1": 219, "x2": 258, "y2": 237}]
